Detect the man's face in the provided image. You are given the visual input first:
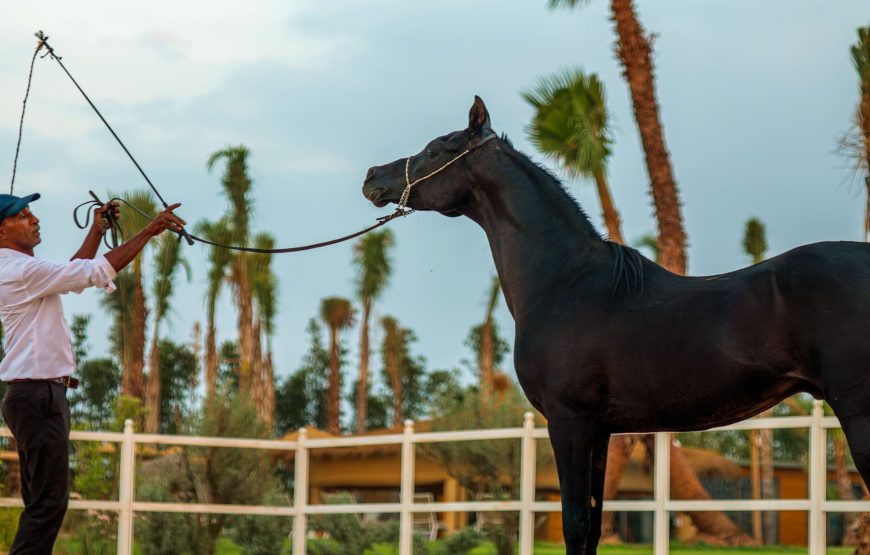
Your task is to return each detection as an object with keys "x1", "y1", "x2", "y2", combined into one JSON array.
[{"x1": 0, "y1": 207, "x2": 41, "y2": 253}]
